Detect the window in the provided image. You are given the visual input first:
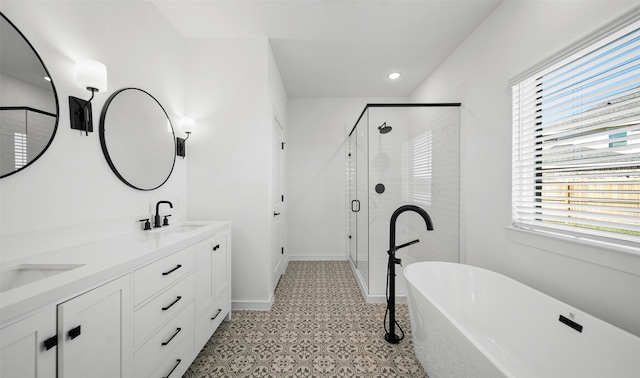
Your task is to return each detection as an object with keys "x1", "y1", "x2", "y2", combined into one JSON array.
[{"x1": 512, "y1": 22, "x2": 640, "y2": 246}]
